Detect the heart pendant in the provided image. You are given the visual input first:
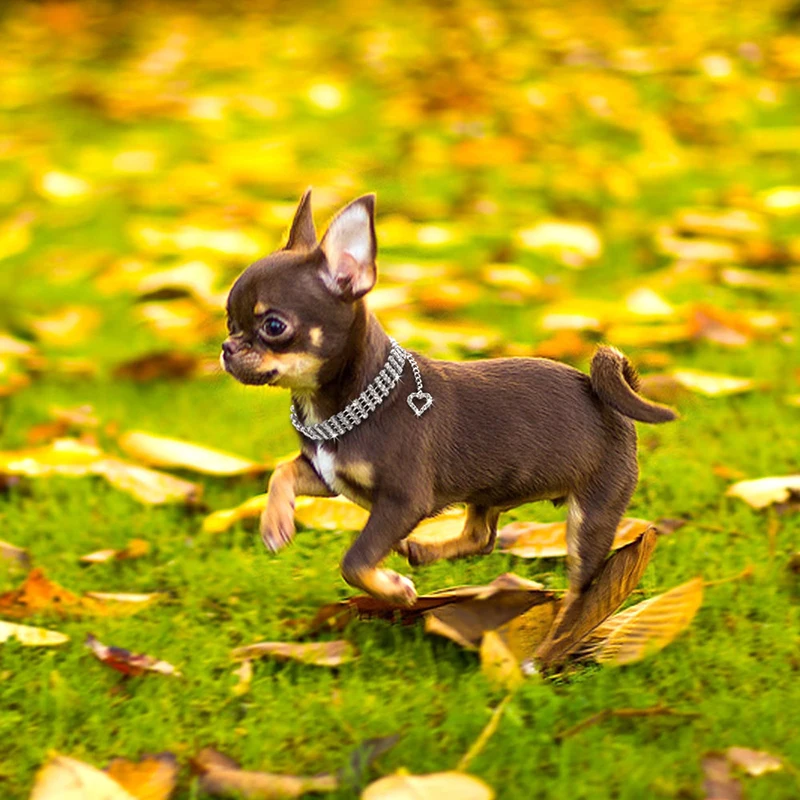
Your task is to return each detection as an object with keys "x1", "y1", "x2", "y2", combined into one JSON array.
[{"x1": 407, "y1": 391, "x2": 433, "y2": 417}]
